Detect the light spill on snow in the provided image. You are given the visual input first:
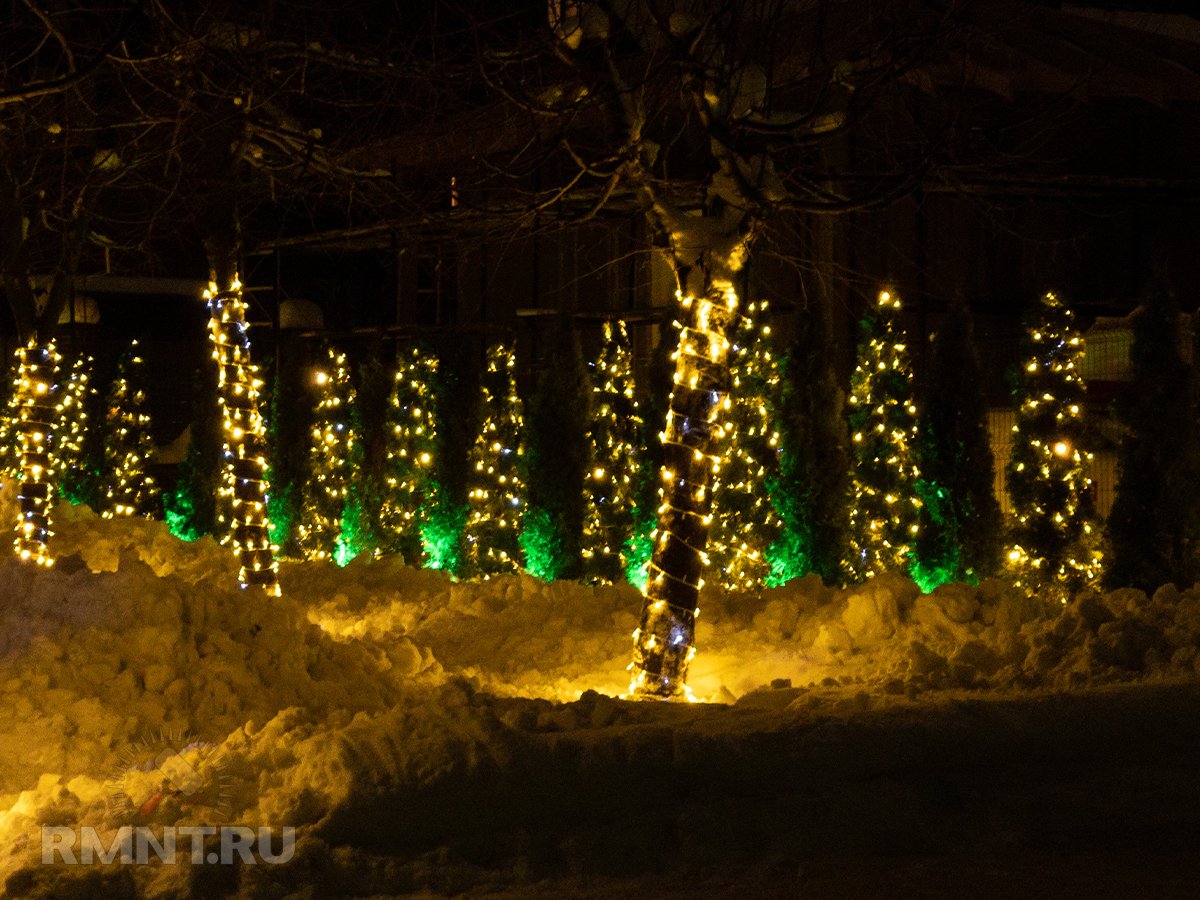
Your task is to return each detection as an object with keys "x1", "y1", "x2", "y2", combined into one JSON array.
[{"x1": 0, "y1": 499, "x2": 1197, "y2": 895}]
